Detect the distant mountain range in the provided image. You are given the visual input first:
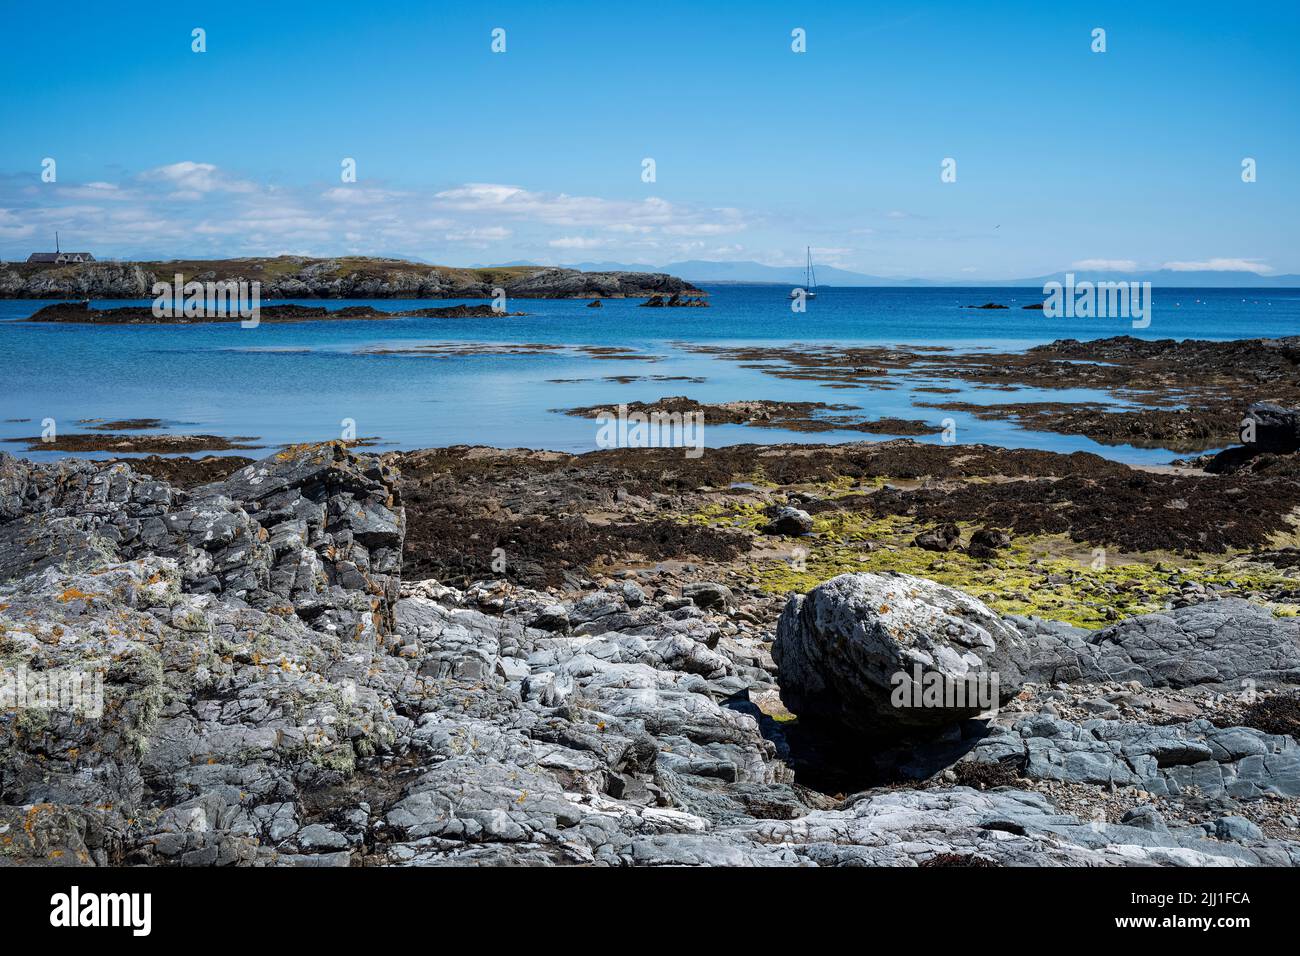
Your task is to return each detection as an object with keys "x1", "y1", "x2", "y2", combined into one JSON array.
[{"x1": 553, "y1": 259, "x2": 1300, "y2": 289}]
